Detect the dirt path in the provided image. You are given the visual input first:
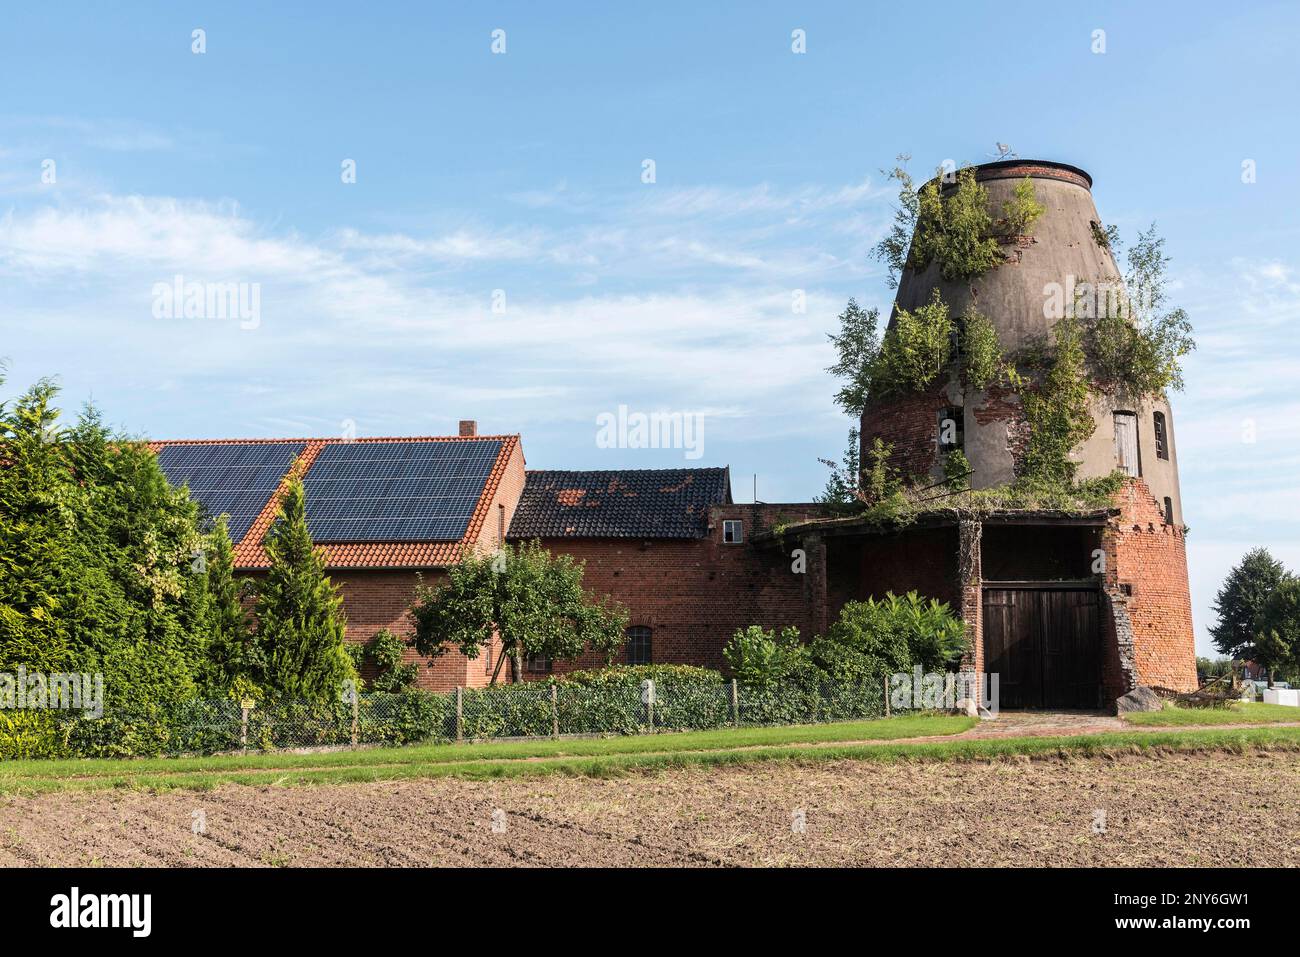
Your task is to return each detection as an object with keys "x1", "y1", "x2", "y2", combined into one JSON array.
[{"x1": 1, "y1": 749, "x2": 1295, "y2": 867}]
